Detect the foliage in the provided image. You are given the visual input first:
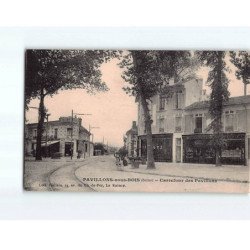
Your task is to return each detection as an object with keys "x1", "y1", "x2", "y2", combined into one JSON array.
[
  {"x1": 196, "y1": 51, "x2": 230, "y2": 165},
  {"x1": 25, "y1": 49, "x2": 118, "y2": 160},
  {"x1": 119, "y1": 50, "x2": 194, "y2": 99},
  {"x1": 25, "y1": 49, "x2": 118, "y2": 108},
  {"x1": 230, "y1": 51, "x2": 250, "y2": 95},
  {"x1": 118, "y1": 146, "x2": 128, "y2": 158},
  {"x1": 119, "y1": 50, "x2": 195, "y2": 169},
  {"x1": 94, "y1": 143, "x2": 106, "y2": 155}
]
